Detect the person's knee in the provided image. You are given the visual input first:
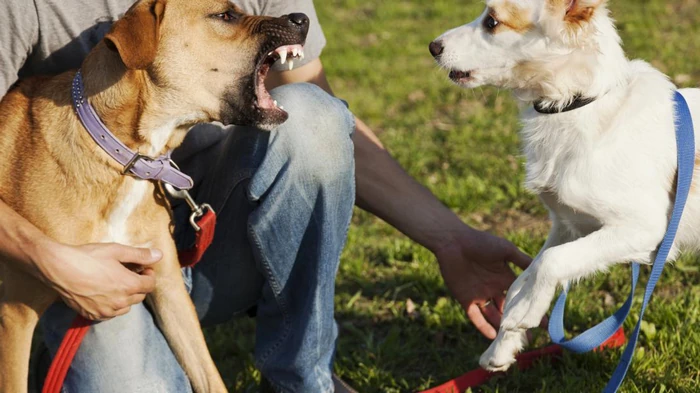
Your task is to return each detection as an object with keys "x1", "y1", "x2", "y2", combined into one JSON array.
[
  {"x1": 270, "y1": 83, "x2": 356, "y2": 186},
  {"x1": 42, "y1": 303, "x2": 192, "y2": 393}
]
